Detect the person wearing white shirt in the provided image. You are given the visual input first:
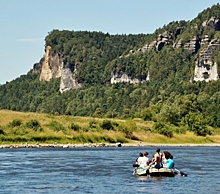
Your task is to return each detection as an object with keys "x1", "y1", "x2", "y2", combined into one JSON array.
[{"x1": 137, "y1": 152, "x2": 149, "y2": 168}]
